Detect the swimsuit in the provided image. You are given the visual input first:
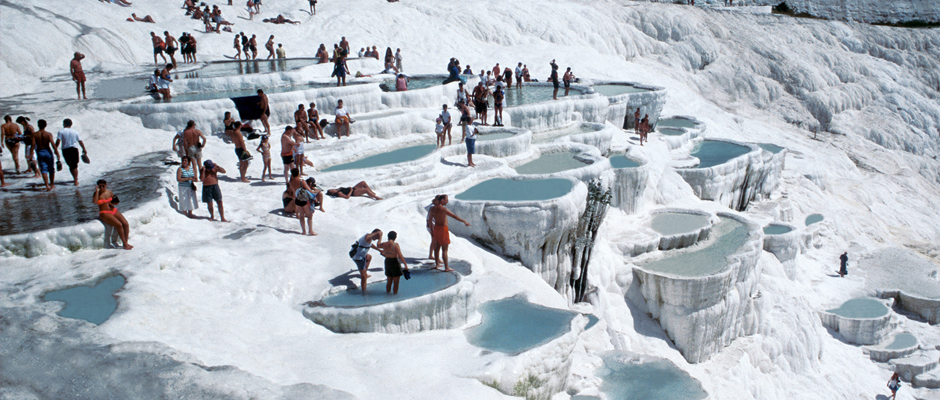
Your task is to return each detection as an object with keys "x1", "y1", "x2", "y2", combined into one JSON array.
[
  {"x1": 187, "y1": 145, "x2": 202, "y2": 159},
  {"x1": 339, "y1": 187, "x2": 352, "y2": 196},
  {"x1": 62, "y1": 147, "x2": 80, "y2": 169},
  {"x1": 432, "y1": 225, "x2": 450, "y2": 246},
  {"x1": 281, "y1": 153, "x2": 294, "y2": 165},
  {"x1": 202, "y1": 183, "x2": 222, "y2": 203},
  {"x1": 384, "y1": 257, "x2": 403, "y2": 278},
  {"x1": 235, "y1": 147, "x2": 251, "y2": 161},
  {"x1": 36, "y1": 148, "x2": 53, "y2": 173},
  {"x1": 97, "y1": 197, "x2": 117, "y2": 216}
]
